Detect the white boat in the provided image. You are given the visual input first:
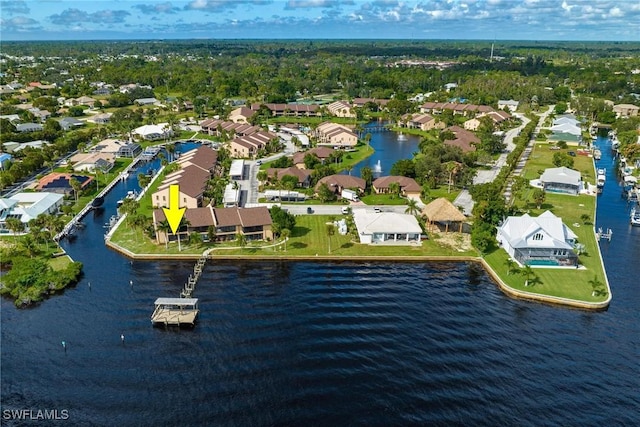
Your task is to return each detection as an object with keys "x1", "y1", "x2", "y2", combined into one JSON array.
[
  {"x1": 597, "y1": 170, "x2": 606, "y2": 191},
  {"x1": 593, "y1": 149, "x2": 601, "y2": 160},
  {"x1": 631, "y1": 209, "x2": 640, "y2": 226}
]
